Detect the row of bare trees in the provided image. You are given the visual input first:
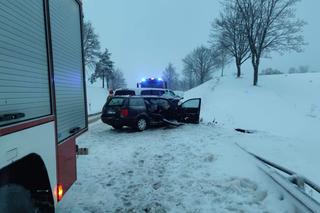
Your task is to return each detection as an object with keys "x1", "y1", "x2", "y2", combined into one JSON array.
[
  {"x1": 168, "y1": 0, "x2": 305, "y2": 91},
  {"x1": 161, "y1": 46, "x2": 218, "y2": 91},
  {"x1": 210, "y1": 0, "x2": 305, "y2": 85},
  {"x1": 83, "y1": 21, "x2": 127, "y2": 89},
  {"x1": 161, "y1": 46, "x2": 217, "y2": 91},
  {"x1": 85, "y1": 0, "x2": 305, "y2": 90},
  {"x1": 183, "y1": 46, "x2": 216, "y2": 87}
]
